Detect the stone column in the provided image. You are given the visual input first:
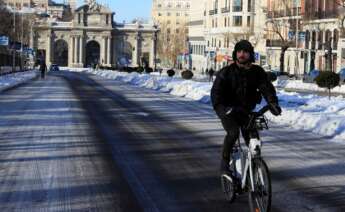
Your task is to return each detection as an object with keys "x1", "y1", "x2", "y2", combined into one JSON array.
[
  {"x1": 74, "y1": 36, "x2": 78, "y2": 64},
  {"x1": 100, "y1": 36, "x2": 106, "y2": 65},
  {"x1": 69, "y1": 36, "x2": 73, "y2": 67},
  {"x1": 149, "y1": 34, "x2": 156, "y2": 68},
  {"x1": 46, "y1": 30, "x2": 52, "y2": 66},
  {"x1": 107, "y1": 37, "x2": 111, "y2": 66},
  {"x1": 132, "y1": 34, "x2": 139, "y2": 66},
  {"x1": 79, "y1": 36, "x2": 83, "y2": 66}
]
